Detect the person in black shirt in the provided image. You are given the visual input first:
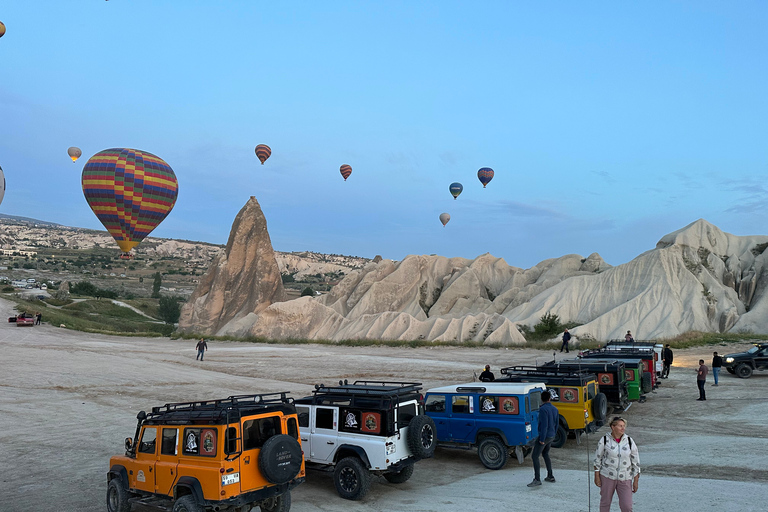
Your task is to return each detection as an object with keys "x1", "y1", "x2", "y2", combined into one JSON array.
[
  {"x1": 662, "y1": 344, "x2": 673, "y2": 378},
  {"x1": 712, "y1": 351, "x2": 723, "y2": 386},
  {"x1": 479, "y1": 365, "x2": 495, "y2": 382},
  {"x1": 560, "y1": 329, "x2": 571, "y2": 353}
]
